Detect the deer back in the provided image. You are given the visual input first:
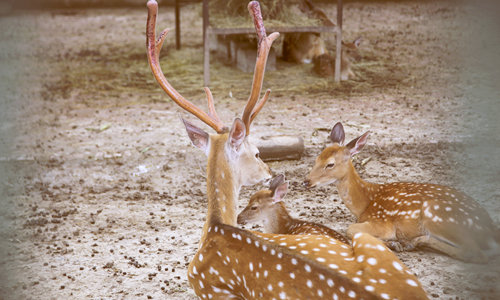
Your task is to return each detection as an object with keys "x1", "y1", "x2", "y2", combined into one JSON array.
[{"x1": 189, "y1": 223, "x2": 428, "y2": 299}]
